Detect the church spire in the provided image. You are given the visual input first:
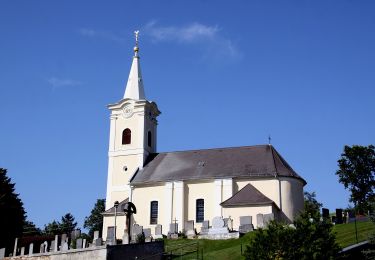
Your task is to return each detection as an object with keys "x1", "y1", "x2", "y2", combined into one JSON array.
[{"x1": 123, "y1": 30, "x2": 145, "y2": 100}]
